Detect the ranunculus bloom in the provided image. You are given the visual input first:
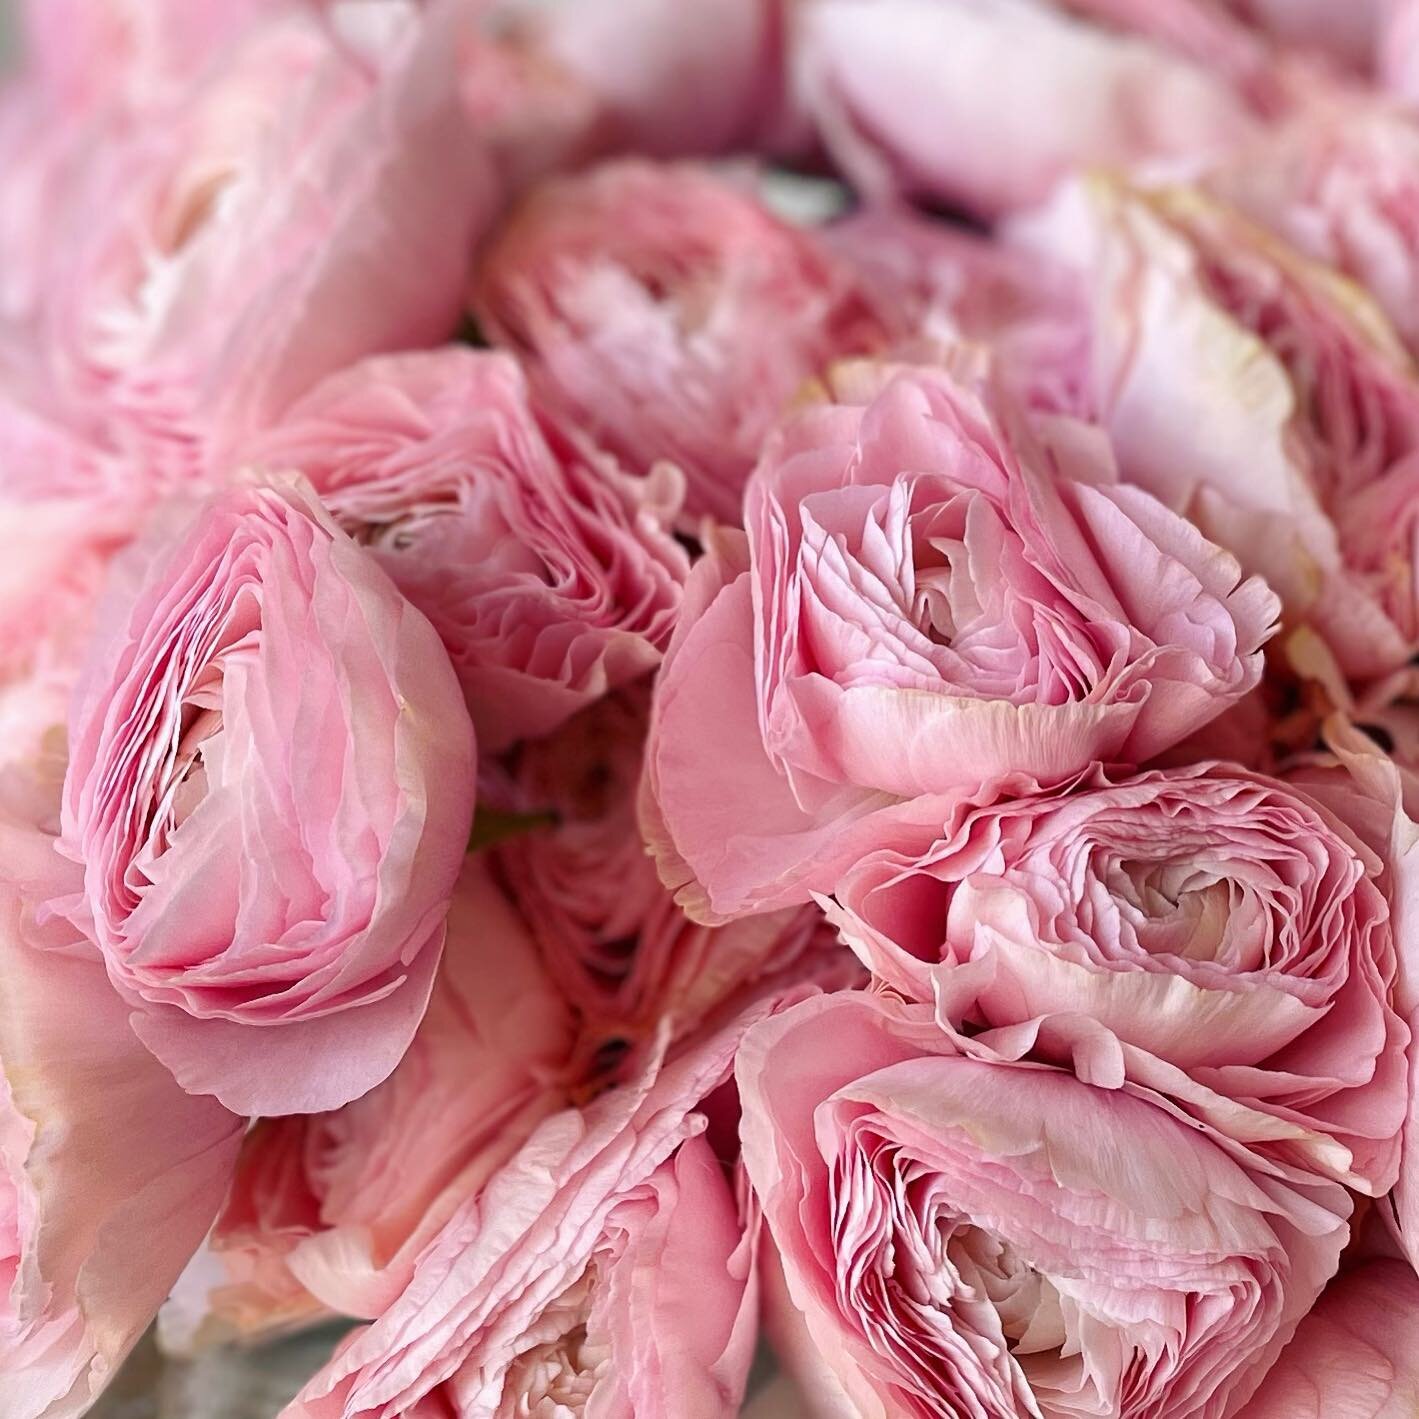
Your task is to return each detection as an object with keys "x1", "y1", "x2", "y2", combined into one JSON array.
[
  {"x1": 0, "y1": 754, "x2": 242, "y2": 1419},
  {"x1": 739, "y1": 990, "x2": 1349, "y2": 1419},
  {"x1": 792, "y1": 0, "x2": 1258, "y2": 220},
  {"x1": 825, "y1": 750, "x2": 1410, "y2": 1194},
  {"x1": 824, "y1": 207, "x2": 1092, "y2": 412},
  {"x1": 1244, "y1": 1260, "x2": 1419, "y2": 1416},
  {"x1": 1017, "y1": 174, "x2": 1419, "y2": 679},
  {"x1": 1204, "y1": 103, "x2": 1419, "y2": 358},
  {"x1": 283, "y1": 997, "x2": 778, "y2": 1419},
  {"x1": 192, "y1": 861, "x2": 574, "y2": 1335},
  {"x1": 469, "y1": 159, "x2": 885, "y2": 526},
  {"x1": 238, "y1": 349, "x2": 687, "y2": 752},
  {"x1": 488, "y1": 685, "x2": 857, "y2": 1062},
  {"x1": 644, "y1": 359, "x2": 1278, "y2": 921},
  {"x1": 35, "y1": 0, "x2": 495, "y2": 483},
  {"x1": 60, "y1": 478, "x2": 476, "y2": 1116}
]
